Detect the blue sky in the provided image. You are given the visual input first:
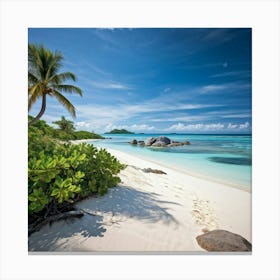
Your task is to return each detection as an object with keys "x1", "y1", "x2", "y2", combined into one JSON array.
[{"x1": 28, "y1": 28, "x2": 252, "y2": 134}]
